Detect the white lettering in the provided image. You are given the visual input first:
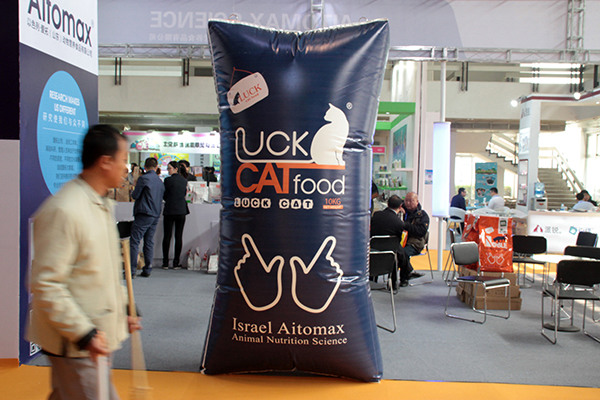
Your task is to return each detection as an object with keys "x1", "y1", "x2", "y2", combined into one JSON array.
[{"x1": 150, "y1": 11, "x2": 161, "y2": 28}]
